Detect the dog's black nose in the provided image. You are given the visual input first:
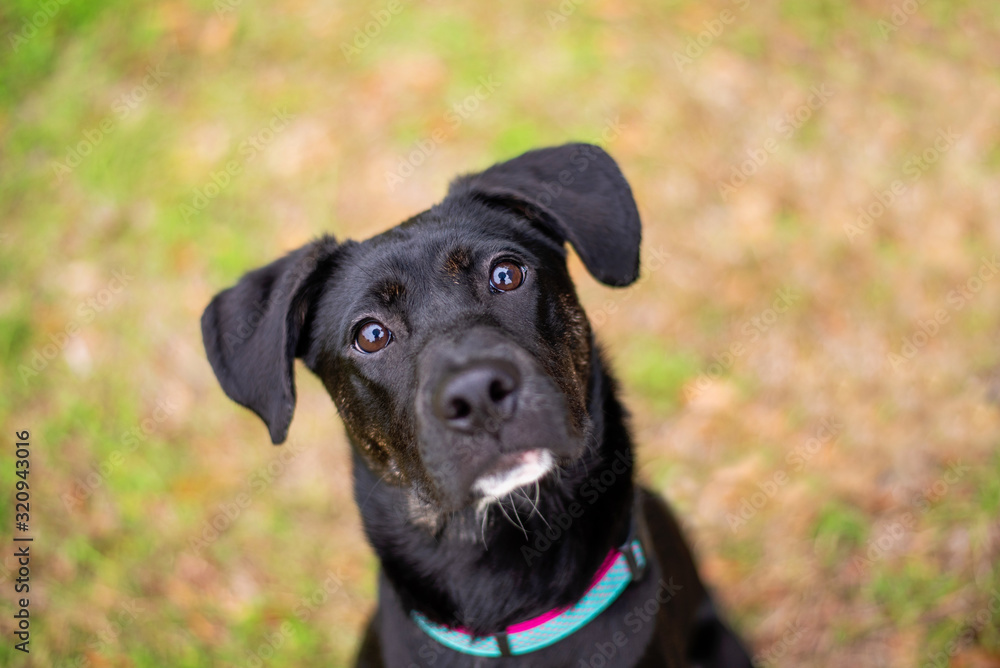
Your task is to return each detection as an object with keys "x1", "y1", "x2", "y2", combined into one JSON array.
[{"x1": 434, "y1": 362, "x2": 520, "y2": 433}]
